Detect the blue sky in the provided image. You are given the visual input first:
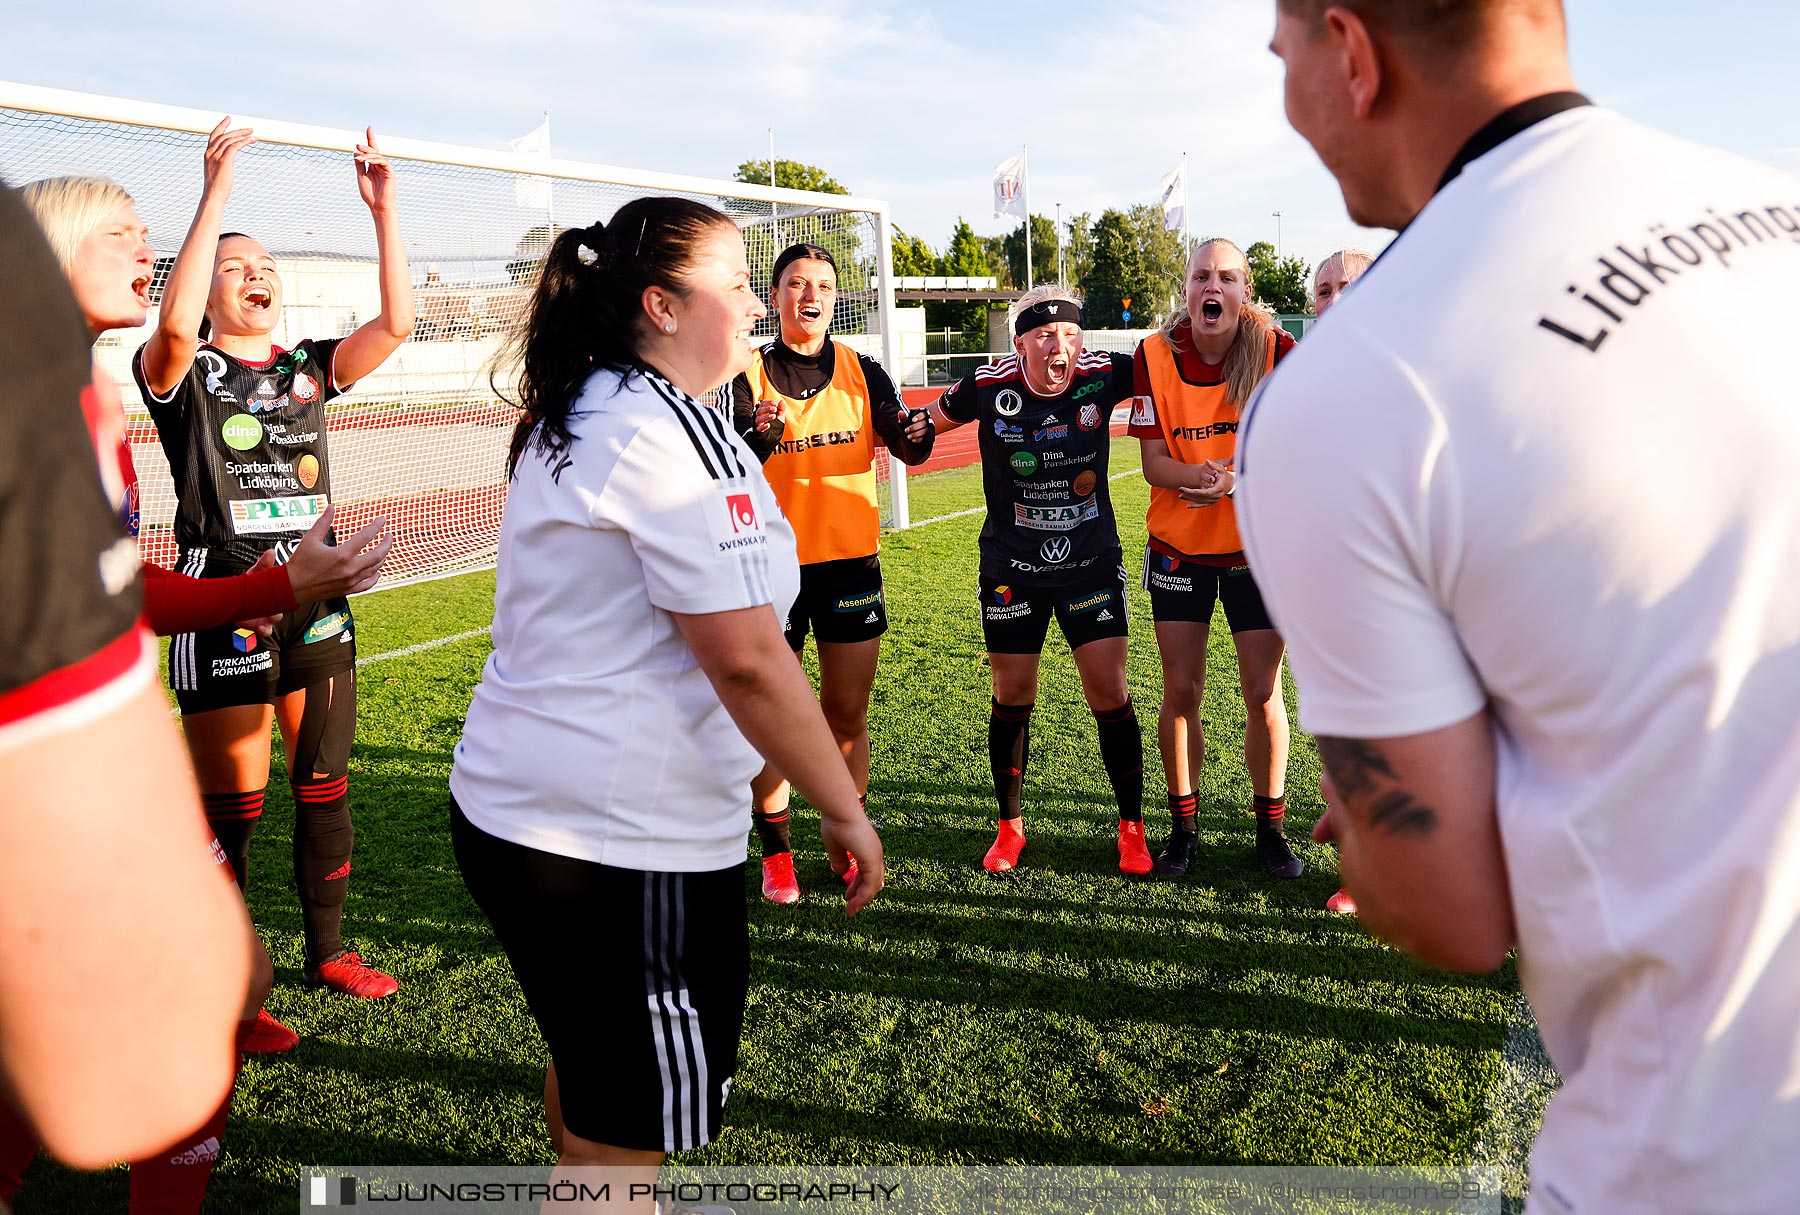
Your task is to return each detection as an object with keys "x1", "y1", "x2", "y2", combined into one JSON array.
[{"x1": 4, "y1": 0, "x2": 1794, "y2": 274}]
